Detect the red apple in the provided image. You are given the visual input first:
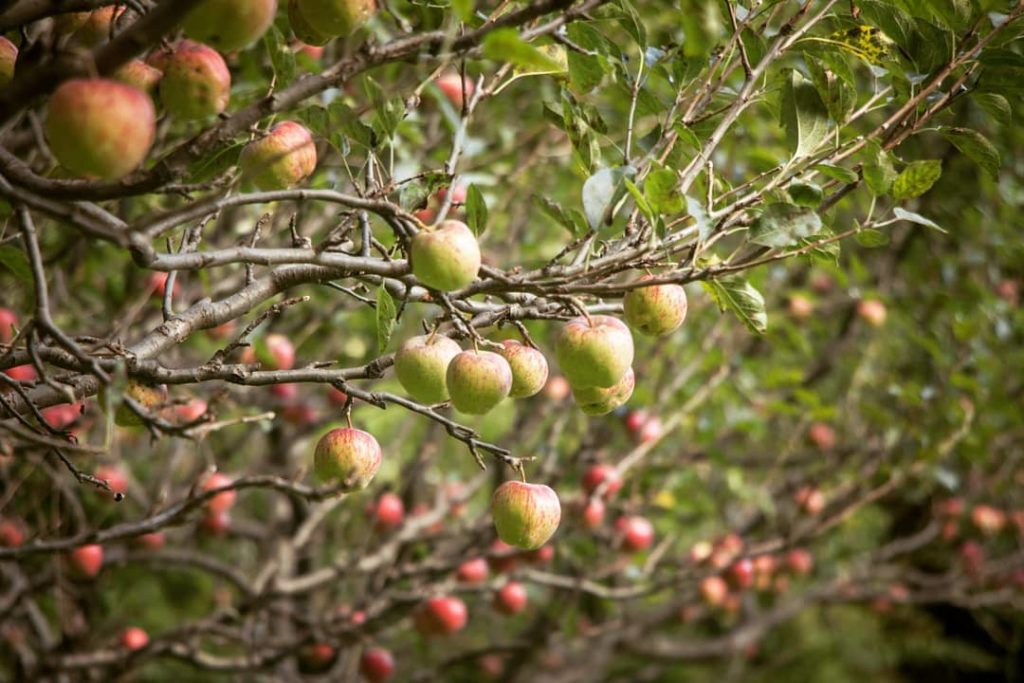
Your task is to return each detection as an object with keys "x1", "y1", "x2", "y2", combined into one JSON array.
[
  {"x1": 0, "y1": 308, "x2": 18, "y2": 343},
  {"x1": 94, "y1": 465, "x2": 128, "y2": 499},
  {"x1": 970, "y1": 505, "x2": 1006, "y2": 536},
  {"x1": 42, "y1": 402, "x2": 81, "y2": 430},
  {"x1": 727, "y1": 558, "x2": 755, "y2": 590},
  {"x1": 960, "y1": 540, "x2": 985, "y2": 577},
  {"x1": 3, "y1": 364, "x2": 37, "y2": 384},
  {"x1": 199, "y1": 511, "x2": 231, "y2": 536},
  {"x1": 807, "y1": 422, "x2": 836, "y2": 451},
  {"x1": 794, "y1": 486, "x2": 825, "y2": 515},
  {"x1": 0, "y1": 518, "x2": 26, "y2": 547},
  {"x1": 413, "y1": 596, "x2": 468, "y2": 636},
  {"x1": 857, "y1": 299, "x2": 887, "y2": 327},
  {"x1": 700, "y1": 575, "x2": 729, "y2": 607},
  {"x1": 581, "y1": 464, "x2": 623, "y2": 498},
  {"x1": 148, "y1": 272, "x2": 180, "y2": 299},
  {"x1": 491, "y1": 481, "x2": 561, "y2": 550},
  {"x1": 487, "y1": 539, "x2": 520, "y2": 574},
  {"x1": 435, "y1": 71, "x2": 475, "y2": 109},
  {"x1": 297, "y1": 642, "x2": 337, "y2": 674},
  {"x1": 327, "y1": 386, "x2": 349, "y2": 406},
  {"x1": 359, "y1": 646, "x2": 394, "y2": 682},
  {"x1": 784, "y1": 548, "x2": 814, "y2": 576},
  {"x1": 119, "y1": 626, "x2": 149, "y2": 651},
  {"x1": 478, "y1": 654, "x2": 505, "y2": 679},
  {"x1": 616, "y1": 515, "x2": 654, "y2": 553},
  {"x1": 68, "y1": 544, "x2": 103, "y2": 578},
  {"x1": 202, "y1": 472, "x2": 237, "y2": 514},
  {"x1": 456, "y1": 557, "x2": 489, "y2": 584},
  {"x1": 270, "y1": 382, "x2": 300, "y2": 402},
  {"x1": 526, "y1": 545, "x2": 554, "y2": 564},
  {"x1": 372, "y1": 493, "x2": 405, "y2": 532},
  {"x1": 281, "y1": 402, "x2": 317, "y2": 426},
  {"x1": 580, "y1": 497, "x2": 606, "y2": 529},
  {"x1": 160, "y1": 40, "x2": 231, "y2": 120},
  {"x1": 494, "y1": 581, "x2": 528, "y2": 615},
  {"x1": 134, "y1": 532, "x2": 165, "y2": 550},
  {"x1": 313, "y1": 428, "x2": 382, "y2": 490},
  {"x1": 240, "y1": 121, "x2": 318, "y2": 190}
]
